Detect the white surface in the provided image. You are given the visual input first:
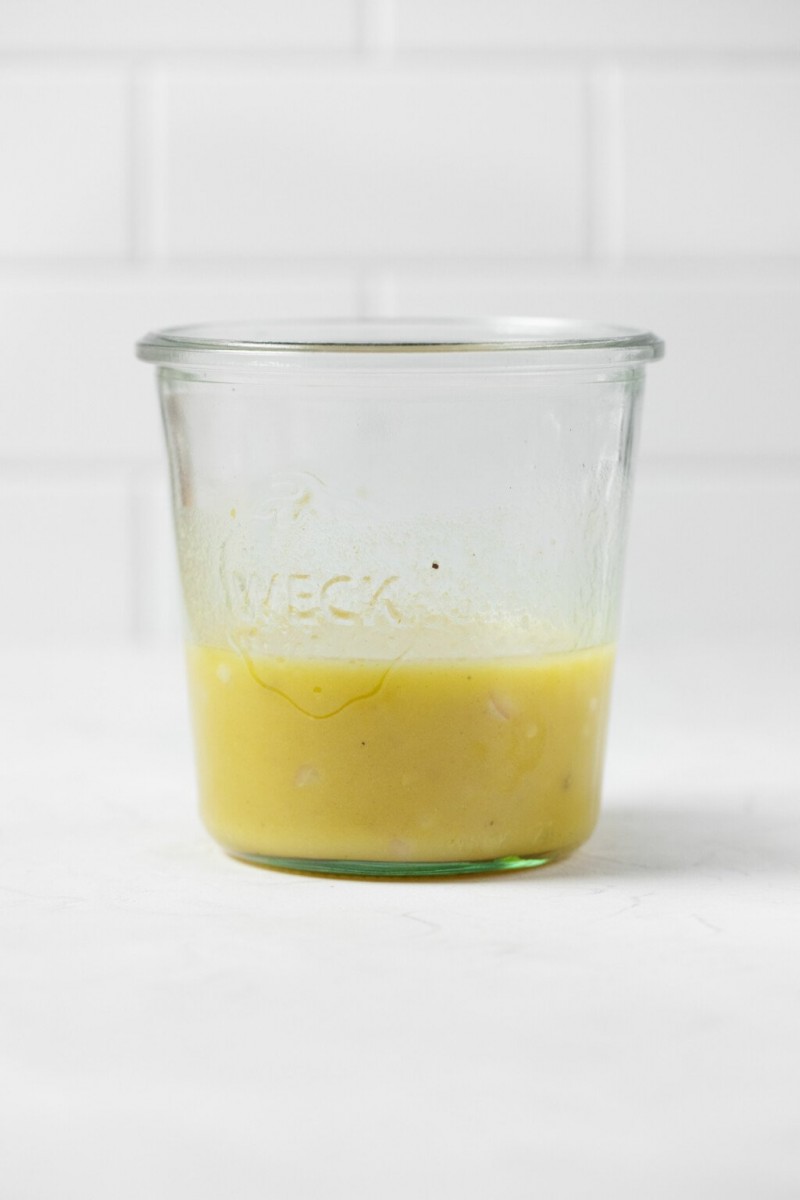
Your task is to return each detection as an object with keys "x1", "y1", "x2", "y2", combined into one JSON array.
[{"x1": 2, "y1": 640, "x2": 798, "y2": 1199}]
